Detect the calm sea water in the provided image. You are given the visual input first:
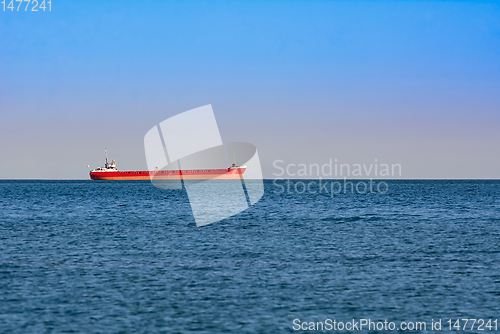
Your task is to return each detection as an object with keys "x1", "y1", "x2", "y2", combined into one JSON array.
[{"x1": 1, "y1": 180, "x2": 499, "y2": 333}]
